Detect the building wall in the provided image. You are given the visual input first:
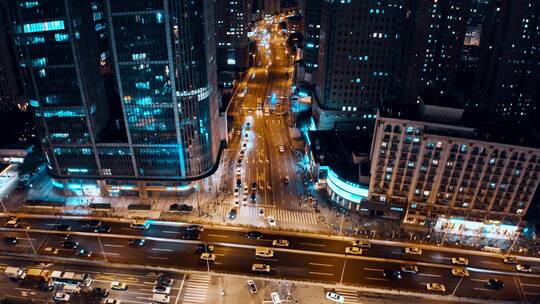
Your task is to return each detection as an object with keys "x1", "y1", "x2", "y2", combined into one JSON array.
[
  {"x1": 0, "y1": 1, "x2": 23, "y2": 112},
  {"x1": 314, "y1": 0, "x2": 406, "y2": 131},
  {"x1": 216, "y1": 0, "x2": 250, "y2": 71},
  {"x1": 302, "y1": 0, "x2": 320, "y2": 73},
  {"x1": 369, "y1": 117, "x2": 540, "y2": 226}
]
